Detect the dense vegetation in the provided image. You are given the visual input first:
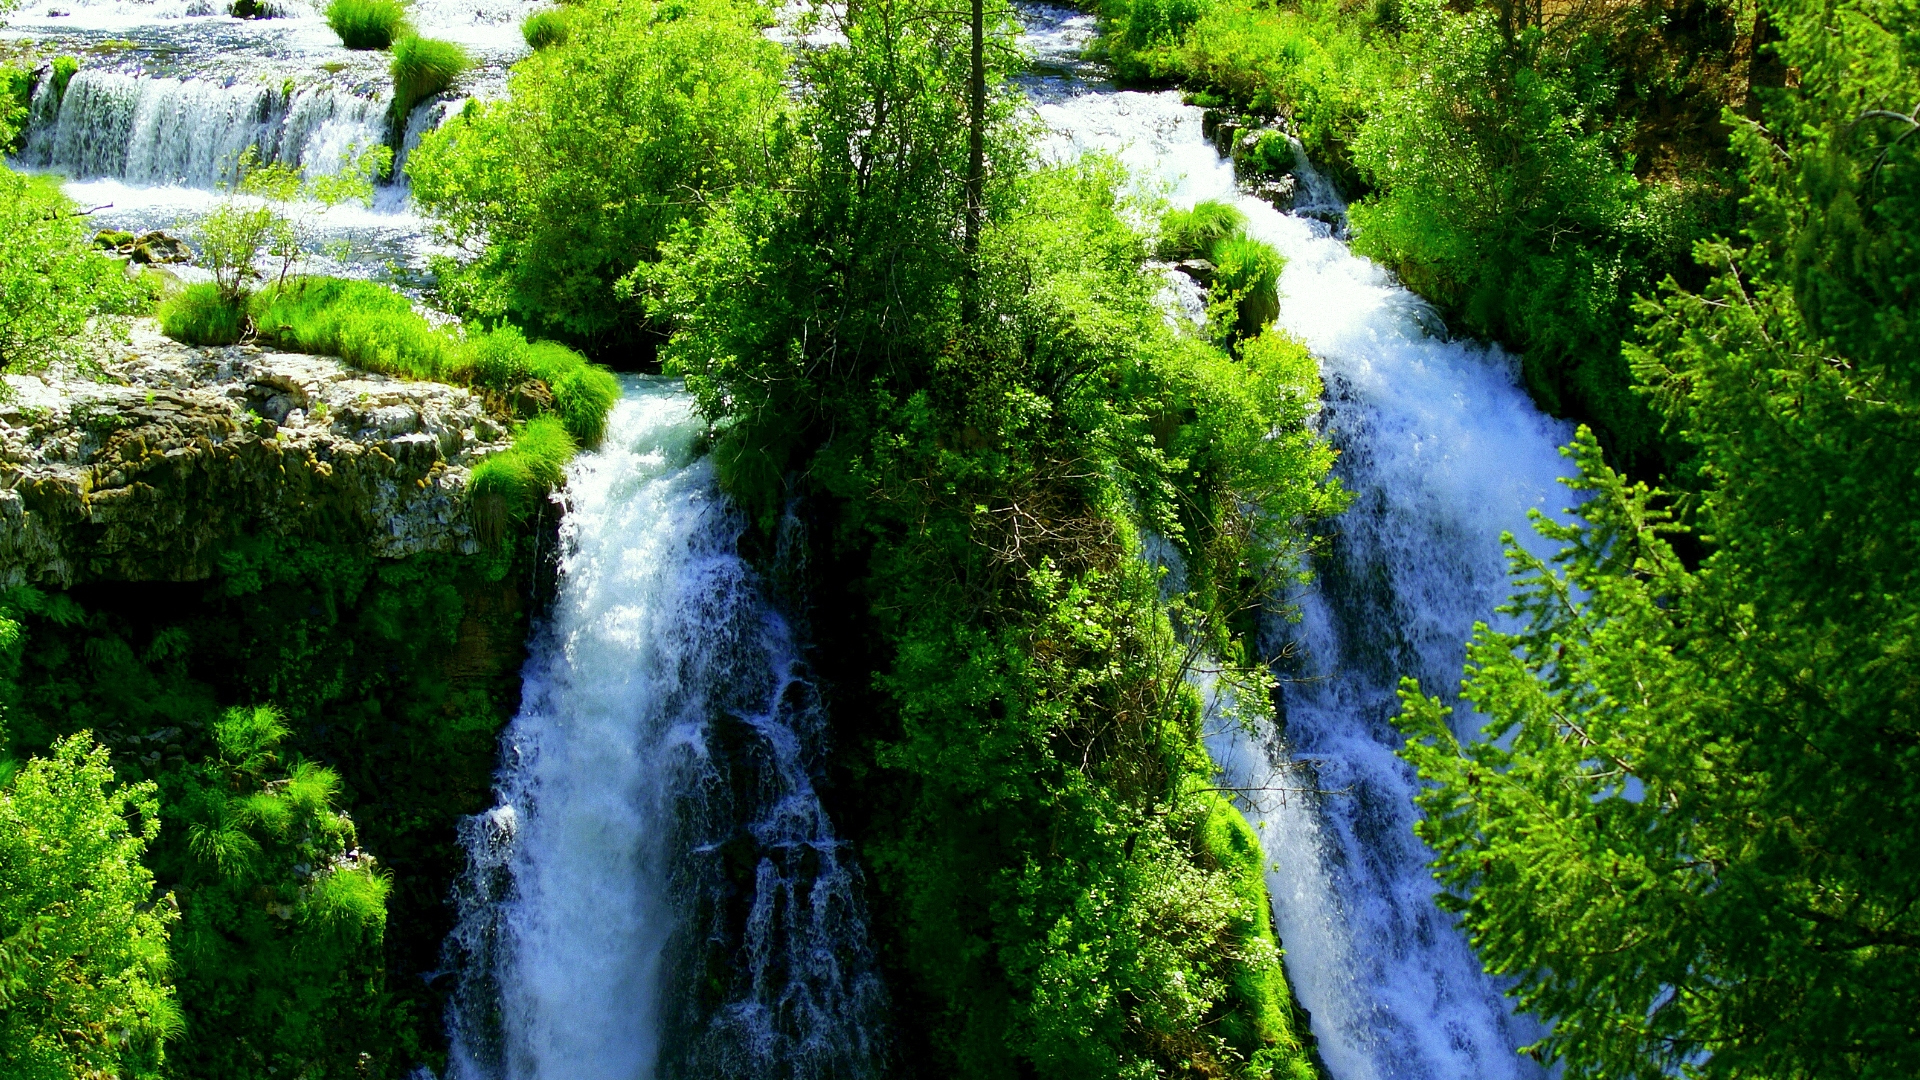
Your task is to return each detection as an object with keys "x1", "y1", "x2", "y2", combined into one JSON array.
[
  {"x1": 1386, "y1": 0, "x2": 1920, "y2": 1076},
  {"x1": 3, "y1": 0, "x2": 1915, "y2": 1071},
  {"x1": 1095, "y1": 0, "x2": 1753, "y2": 473}
]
